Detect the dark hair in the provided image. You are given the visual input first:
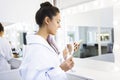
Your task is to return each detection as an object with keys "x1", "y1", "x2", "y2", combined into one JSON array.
[
  {"x1": 35, "y1": 2, "x2": 60, "y2": 27},
  {"x1": 0, "y1": 23, "x2": 4, "y2": 32}
]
